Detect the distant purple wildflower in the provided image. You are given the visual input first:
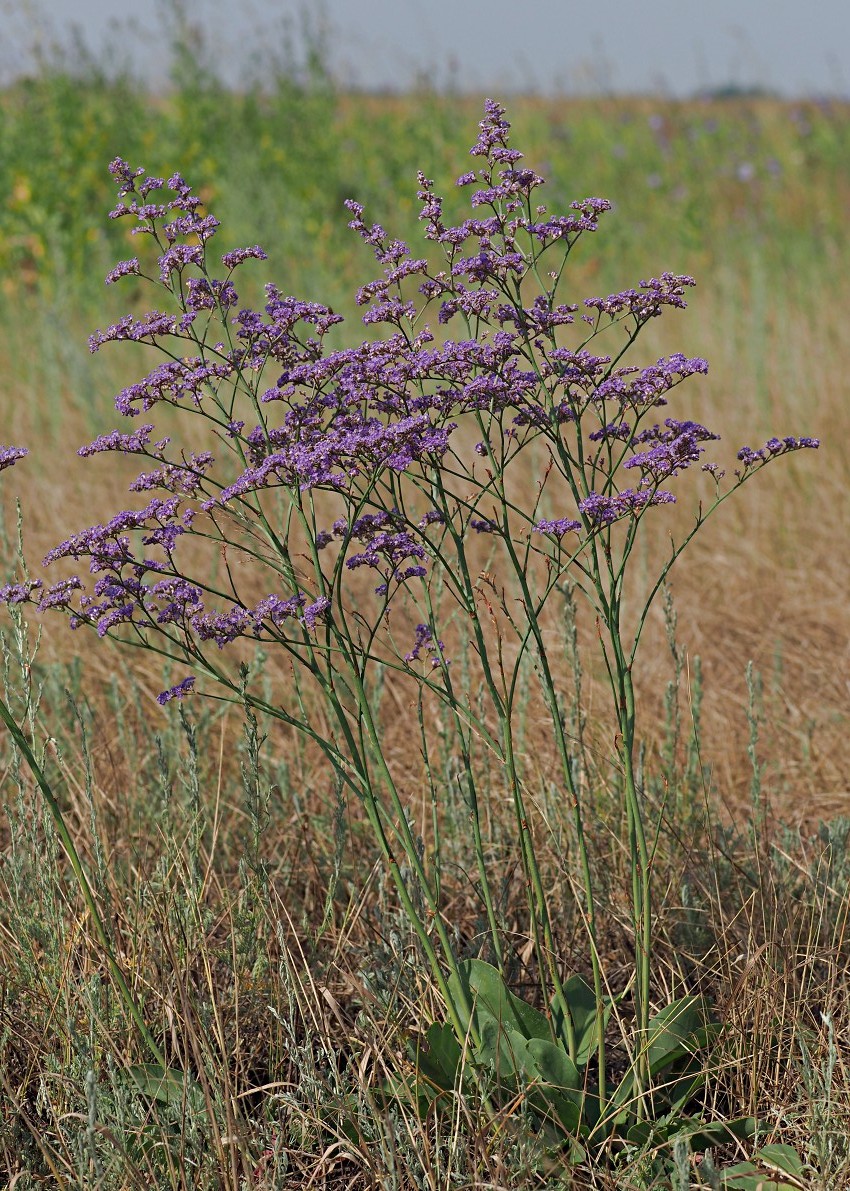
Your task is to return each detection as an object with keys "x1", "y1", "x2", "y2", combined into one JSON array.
[
  {"x1": 584, "y1": 274, "x2": 697, "y2": 320},
  {"x1": 0, "y1": 445, "x2": 28, "y2": 471},
  {"x1": 737, "y1": 435, "x2": 819, "y2": 472},
  {"x1": 534, "y1": 518, "x2": 582, "y2": 537},
  {"x1": 301, "y1": 596, "x2": 331, "y2": 631},
  {"x1": 0, "y1": 580, "x2": 42, "y2": 605},
  {"x1": 404, "y1": 623, "x2": 447, "y2": 667},
  {"x1": 579, "y1": 488, "x2": 676, "y2": 527},
  {"x1": 157, "y1": 676, "x2": 196, "y2": 705},
  {"x1": 157, "y1": 243, "x2": 203, "y2": 282},
  {"x1": 37, "y1": 577, "x2": 84, "y2": 611}
]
